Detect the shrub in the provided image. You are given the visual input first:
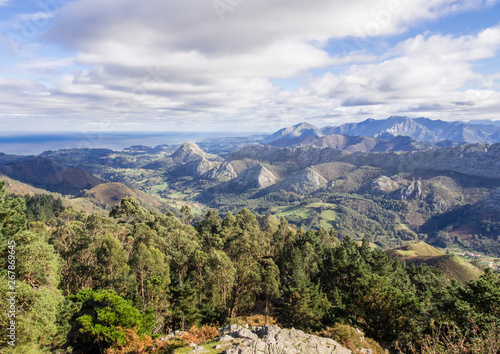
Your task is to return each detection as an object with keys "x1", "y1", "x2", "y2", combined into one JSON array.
[
  {"x1": 180, "y1": 325, "x2": 221, "y2": 345},
  {"x1": 409, "y1": 321, "x2": 500, "y2": 354},
  {"x1": 320, "y1": 323, "x2": 386, "y2": 354},
  {"x1": 241, "y1": 314, "x2": 276, "y2": 326},
  {"x1": 105, "y1": 328, "x2": 182, "y2": 354},
  {"x1": 67, "y1": 289, "x2": 154, "y2": 353}
]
